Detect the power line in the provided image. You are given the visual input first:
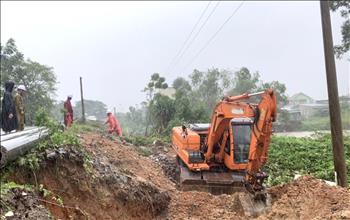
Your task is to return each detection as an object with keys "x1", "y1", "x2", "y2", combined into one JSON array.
[
  {"x1": 168, "y1": 1, "x2": 221, "y2": 75},
  {"x1": 181, "y1": 1, "x2": 245, "y2": 73},
  {"x1": 164, "y1": 1, "x2": 212, "y2": 74}
]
